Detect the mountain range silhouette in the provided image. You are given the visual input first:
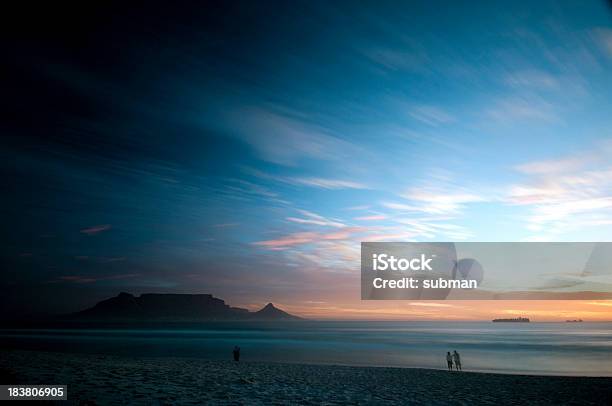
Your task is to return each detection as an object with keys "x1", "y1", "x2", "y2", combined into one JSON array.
[{"x1": 72, "y1": 292, "x2": 302, "y2": 321}]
